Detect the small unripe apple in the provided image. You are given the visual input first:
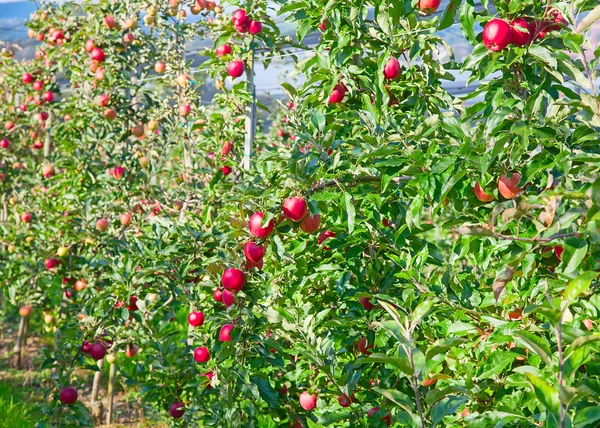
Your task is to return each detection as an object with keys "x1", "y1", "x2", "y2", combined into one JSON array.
[
  {"x1": 147, "y1": 119, "x2": 159, "y2": 131},
  {"x1": 105, "y1": 353, "x2": 116, "y2": 364},
  {"x1": 57, "y1": 246, "x2": 68, "y2": 257},
  {"x1": 19, "y1": 305, "x2": 32, "y2": 317},
  {"x1": 193, "y1": 347, "x2": 210, "y2": 363},
  {"x1": 299, "y1": 391, "x2": 317, "y2": 411},
  {"x1": 44, "y1": 314, "x2": 54, "y2": 324},
  {"x1": 96, "y1": 218, "x2": 109, "y2": 232},
  {"x1": 125, "y1": 18, "x2": 137, "y2": 29},
  {"x1": 59, "y1": 387, "x2": 78, "y2": 405},
  {"x1": 138, "y1": 157, "x2": 150, "y2": 168},
  {"x1": 176, "y1": 74, "x2": 189, "y2": 88}
]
